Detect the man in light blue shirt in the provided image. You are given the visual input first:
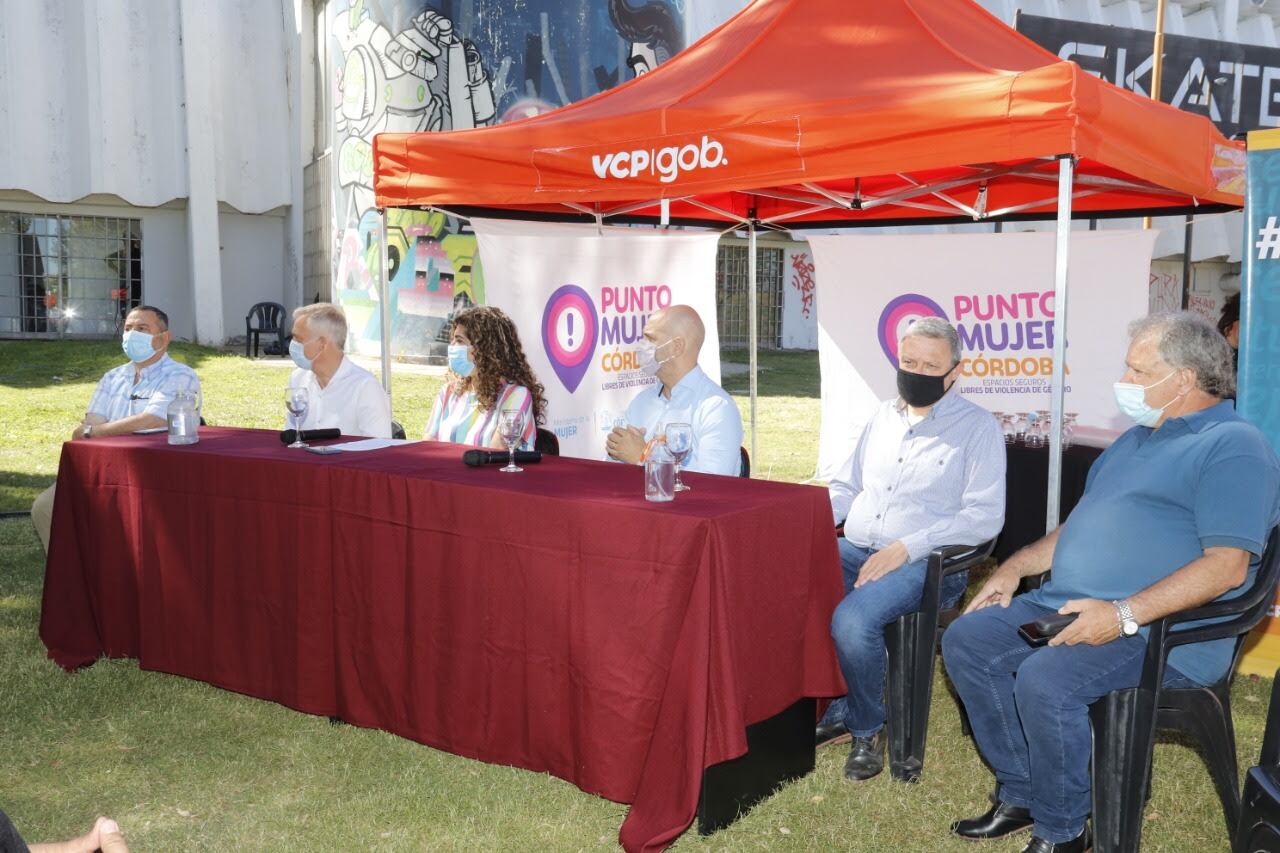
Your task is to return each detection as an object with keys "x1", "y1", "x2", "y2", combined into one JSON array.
[
  {"x1": 819, "y1": 316, "x2": 1006, "y2": 782},
  {"x1": 943, "y1": 312, "x2": 1280, "y2": 852},
  {"x1": 605, "y1": 305, "x2": 743, "y2": 476},
  {"x1": 30, "y1": 305, "x2": 201, "y2": 552}
]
